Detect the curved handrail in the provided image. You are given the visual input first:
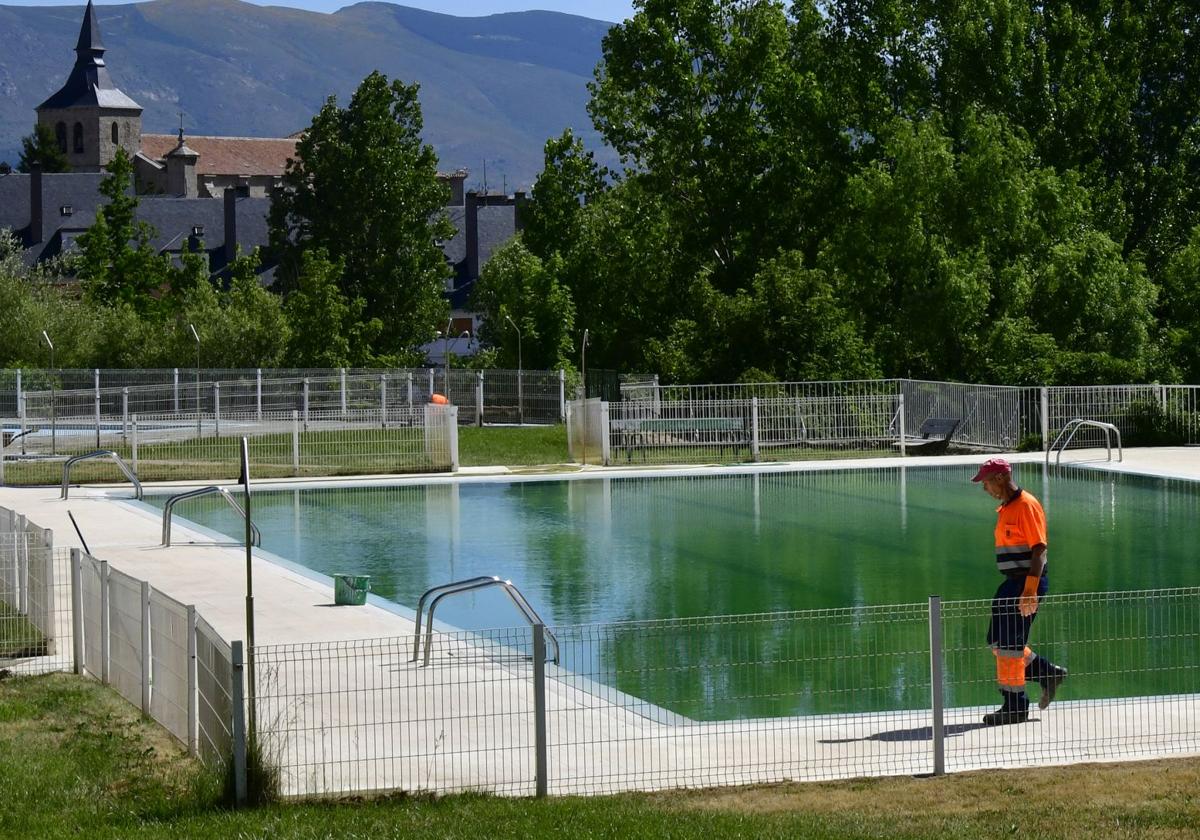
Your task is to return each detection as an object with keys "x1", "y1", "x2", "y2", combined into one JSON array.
[
  {"x1": 411, "y1": 576, "x2": 560, "y2": 666},
  {"x1": 61, "y1": 450, "x2": 143, "y2": 500},
  {"x1": 161, "y1": 486, "x2": 262, "y2": 547},
  {"x1": 1046, "y1": 419, "x2": 1123, "y2": 467}
]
